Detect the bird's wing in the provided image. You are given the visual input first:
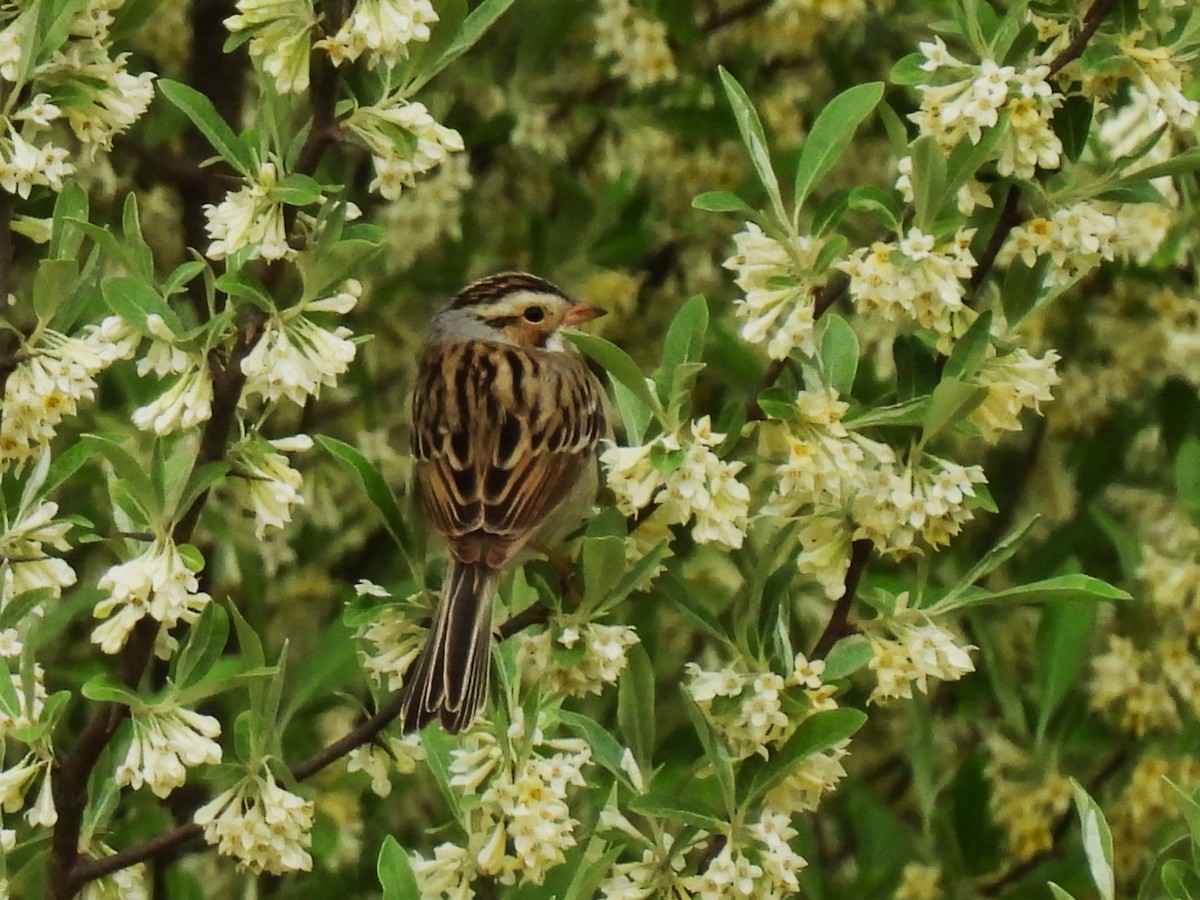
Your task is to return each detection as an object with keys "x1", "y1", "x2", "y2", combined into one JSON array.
[{"x1": 412, "y1": 340, "x2": 606, "y2": 567}]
